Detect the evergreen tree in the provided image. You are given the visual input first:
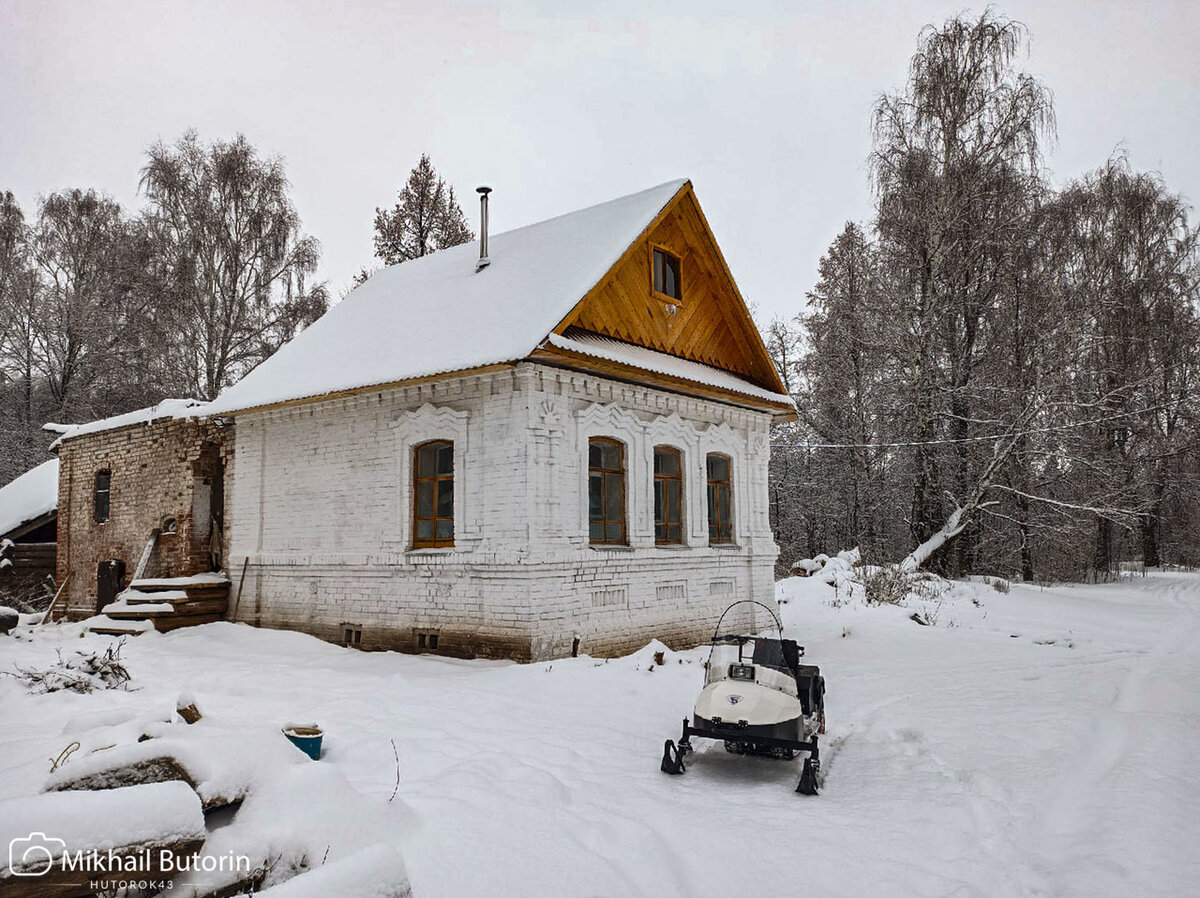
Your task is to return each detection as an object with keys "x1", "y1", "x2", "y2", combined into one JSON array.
[{"x1": 372, "y1": 155, "x2": 474, "y2": 265}]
